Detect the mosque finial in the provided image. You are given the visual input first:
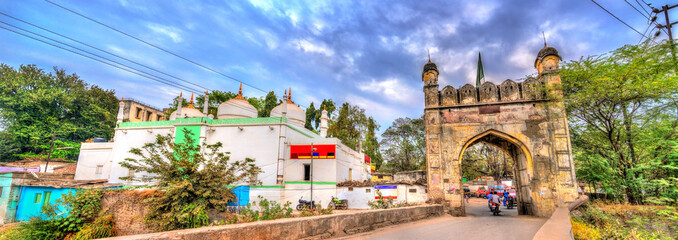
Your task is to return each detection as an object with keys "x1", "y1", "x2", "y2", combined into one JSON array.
[
  {"x1": 190, "y1": 93, "x2": 194, "y2": 103},
  {"x1": 234, "y1": 83, "x2": 245, "y2": 100},
  {"x1": 542, "y1": 31, "x2": 547, "y2": 47},
  {"x1": 205, "y1": 90, "x2": 209, "y2": 95},
  {"x1": 287, "y1": 88, "x2": 294, "y2": 104},
  {"x1": 427, "y1": 49, "x2": 431, "y2": 62},
  {"x1": 180, "y1": 91, "x2": 183, "y2": 97},
  {"x1": 120, "y1": 97, "x2": 124, "y2": 102},
  {"x1": 239, "y1": 83, "x2": 242, "y2": 95}
]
